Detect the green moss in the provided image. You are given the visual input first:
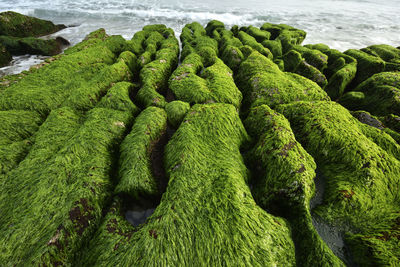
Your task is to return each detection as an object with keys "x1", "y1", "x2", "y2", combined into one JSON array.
[
  {"x1": 346, "y1": 226, "x2": 400, "y2": 267},
  {"x1": 275, "y1": 27, "x2": 307, "y2": 53},
  {"x1": 325, "y1": 61, "x2": 357, "y2": 100},
  {"x1": 236, "y1": 51, "x2": 329, "y2": 112},
  {"x1": 361, "y1": 44, "x2": 400, "y2": 62},
  {"x1": 245, "y1": 26, "x2": 271, "y2": 42},
  {"x1": 261, "y1": 39, "x2": 282, "y2": 58},
  {"x1": 80, "y1": 103, "x2": 296, "y2": 266},
  {"x1": 0, "y1": 11, "x2": 65, "y2": 38},
  {"x1": 275, "y1": 101, "x2": 400, "y2": 265},
  {"x1": 0, "y1": 42, "x2": 116, "y2": 115},
  {"x1": 169, "y1": 53, "x2": 242, "y2": 108},
  {"x1": 96, "y1": 82, "x2": 140, "y2": 114},
  {"x1": 0, "y1": 110, "x2": 42, "y2": 145},
  {"x1": 205, "y1": 20, "x2": 225, "y2": 36},
  {"x1": 63, "y1": 28, "x2": 108, "y2": 55},
  {"x1": 165, "y1": 101, "x2": 190, "y2": 128},
  {"x1": 0, "y1": 140, "x2": 32, "y2": 176},
  {"x1": 291, "y1": 45, "x2": 329, "y2": 71},
  {"x1": 62, "y1": 60, "x2": 133, "y2": 111},
  {"x1": 339, "y1": 72, "x2": 400, "y2": 116},
  {"x1": 117, "y1": 50, "x2": 138, "y2": 74},
  {"x1": 344, "y1": 49, "x2": 386, "y2": 86},
  {"x1": 245, "y1": 104, "x2": 343, "y2": 266},
  {"x1": 238, "y1": 31, "x2": 273, "y2": 59},
  {"x1": 283, "y1": 50, "x2": 328, "y2": 88},
  {"x1": 135, "y1": 26, "x2": 179, "y2": 108},
  {"x1": 115, "y1": 107, "x2": 167, "y2": 199},
  {"x1": 0, "y1": 106, "x2": 134, "y2": 265},
  {"x1": 0, "y1": 43, "x2": 11, "y2": 67}
]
